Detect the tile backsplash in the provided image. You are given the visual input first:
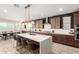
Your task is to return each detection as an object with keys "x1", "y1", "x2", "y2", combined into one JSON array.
[{"x1": 32, "y1": 28, "x2": 74, "y2": 34}]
